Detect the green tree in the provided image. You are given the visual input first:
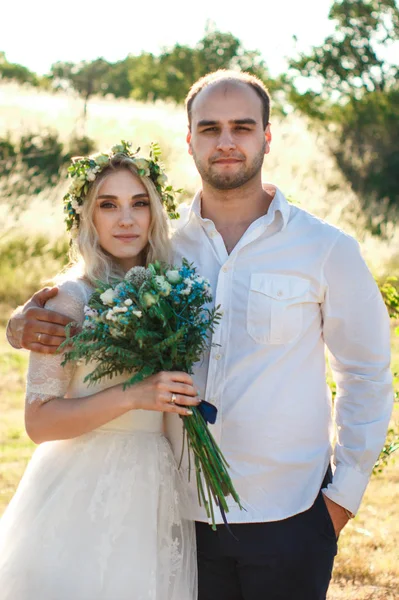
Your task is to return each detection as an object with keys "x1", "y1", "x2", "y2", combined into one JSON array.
[
  {"x1": 289, "y1": 0, "x2": 399, "y2": 107},
  {"x1": 0, "y1": 52, "x2": 39, "y2": 86},
  {"x1": 287, "y1": 0, "x2": 399, "y2": 214},
  {"x1": 50, "y1": 58, "x2": 112, "y2": 121}
]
